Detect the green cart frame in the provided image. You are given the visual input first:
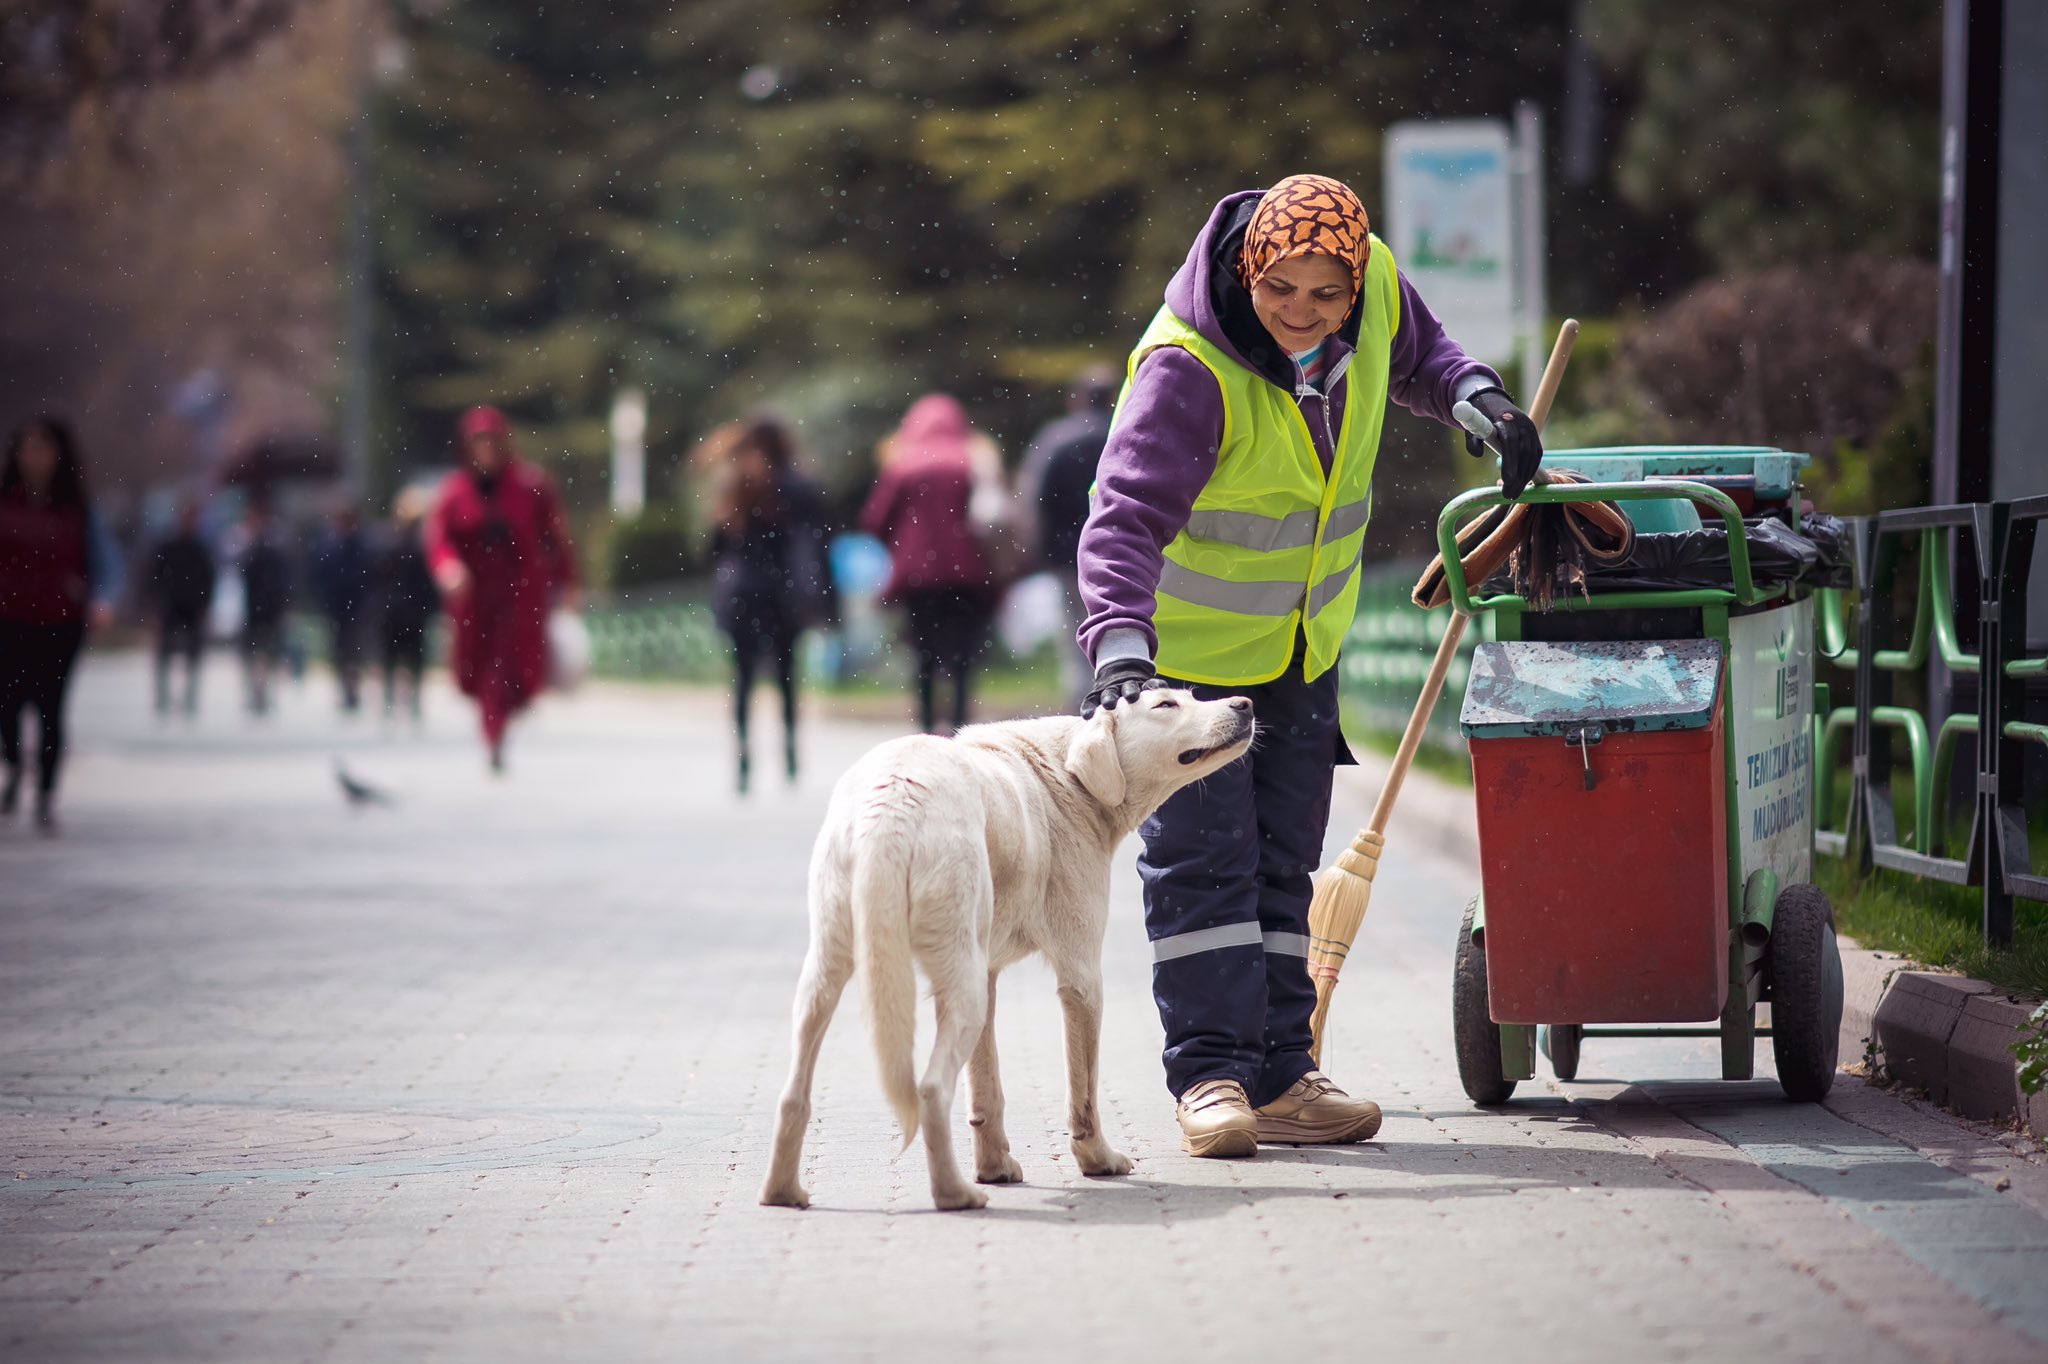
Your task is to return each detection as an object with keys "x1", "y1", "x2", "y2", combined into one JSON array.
[{"x1": 1434, "y1": 451, "x2": 1847, "y2": 1103}]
